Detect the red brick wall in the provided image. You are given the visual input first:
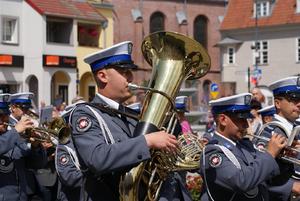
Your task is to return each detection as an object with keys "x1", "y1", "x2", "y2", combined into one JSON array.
[{"x1": 108, "y1": 0, "x2": 228, "y2": 106}]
